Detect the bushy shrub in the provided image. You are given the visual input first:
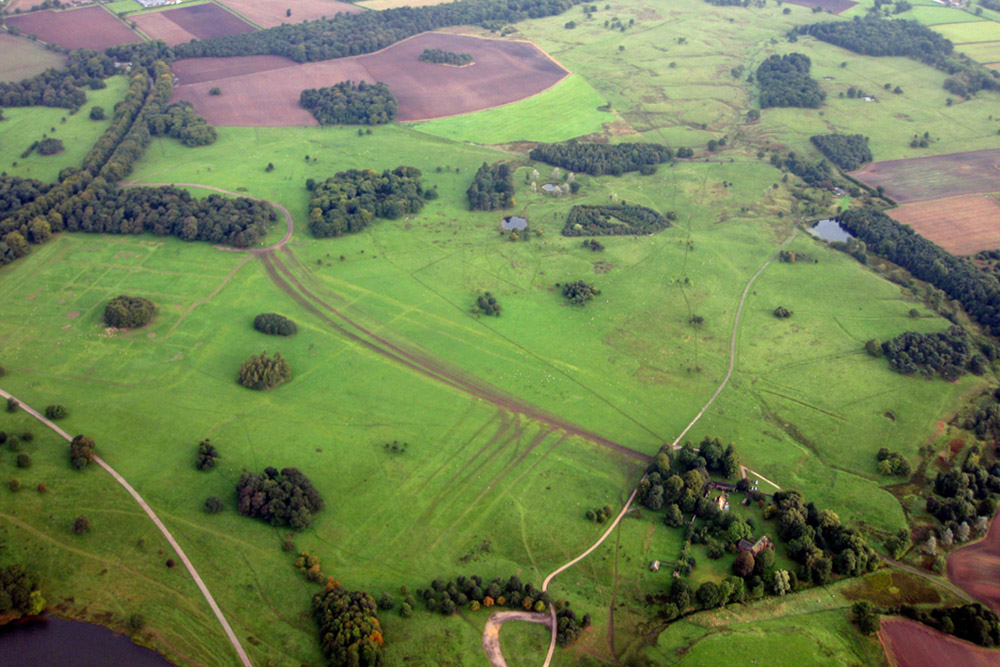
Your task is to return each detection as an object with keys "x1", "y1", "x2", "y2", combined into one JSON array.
[
  {"x1": 253, "y1": 313, "x2": 297, "y2": 337},
  {"x1": 45, "y1": 404, "x2": 68, "y2": 419}
]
